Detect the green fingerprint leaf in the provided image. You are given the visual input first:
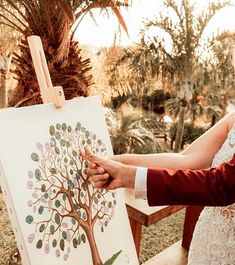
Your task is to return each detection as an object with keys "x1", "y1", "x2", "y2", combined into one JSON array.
[
  {"x1": 62, "y1": 123, "x2": 67, "y2": 131},
  {"x1": 73, "y1": 204, "x2": 79, "y2": 210},
  {"x1": 67, "y1": 179, "x2": 74, "y2": 188},
  {"x1": 72, "y1": 150, "x2": 77, "y2": 157},
  {"x1": 41, "y1": 184, "x2": 46, "y2": 192},
  {"x1": 35, "y1": 169, "x2": 41, "y2": 180},
  {"x1": 76, "y1": 122, "x2": 81, "y2": 130},
  {"x1": 55, "y1": 131, "x2": 61, "y2": 140},
  {"x1": 38, "y1": 206, "x2": 44, "y2": 215},
  {"x1": 39, "y1": 224, "x2": 45, "y2": 232},
  {"x1": 44, "y1": 192, "x2": 49, "y2": 199},
  {"x1": 56, "y1": 123, "x2": 61, "y2": 130},
  {"x1": 25, "y1": 215, "x2": 34, "y2": 224},
  {"x1": 62, "y1": 231, "x2": 67, "y2": 240},
  {"x1": 52, "y1": 239, "x2": 57, "y2": 248},
  {"x1": 49, "y1": 126, "x2": 55, "y2": 136},
  {"x1": 60, "y1": 139, "x2": 66, "y2": 146},
  {"x1": 55, "y1": 200, "x2": 61, "y2": 208},
  {"x1": 36, "y1": 239, "x2": 43, "y2": 249},
  {"x1": 60, "y1": 239, "x2": 65, "y2": 251},
  {"x1": 50, "y1": 168, "x2": 57, "y2": 174},
  {"x1": 50, "y1": 225, "x2": 55, "y2": 235},
  {"x1": 54, "y1": 146, "x2": 60, "y2": 155},
  {"x1": 73, "y1": 238, "x2": 78, "y2": 248},
  {"x1": 55, "y1": 213, "x2": 60, "y2": 224},
  {"x1": 31, "y1": 153, "x2": 39, "y2": 162},
  {"x1": 81, "y1": 234, "x2": 86, "y2": 243},
  {"x1": 82, "y1": 212, "x2": 87, "y2": 220}
]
